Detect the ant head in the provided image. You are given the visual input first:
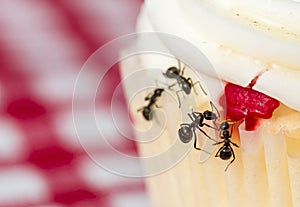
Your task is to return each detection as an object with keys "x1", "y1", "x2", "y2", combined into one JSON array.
[
  {"x1": 220, "y1": 122, "x2": 230, "y2": 130},
  {"x1": 203, "y1": 110, "x2": 217, "y2": 120},
  {"x1": 154, "y1": 88, "x2": 164, "y2": 96},
  {"x1": 164, "y1": 67, "x2": 179, "y2": 78}
]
